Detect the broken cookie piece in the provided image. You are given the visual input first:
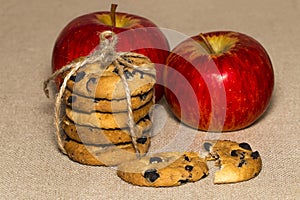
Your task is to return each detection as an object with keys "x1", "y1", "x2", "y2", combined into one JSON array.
[
  {"x1": 117, "y1": 152, "x2": 209, "y2": 187},
  {"x1": 203, "y1": 140, "x2": 262, "y2": 184}
]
